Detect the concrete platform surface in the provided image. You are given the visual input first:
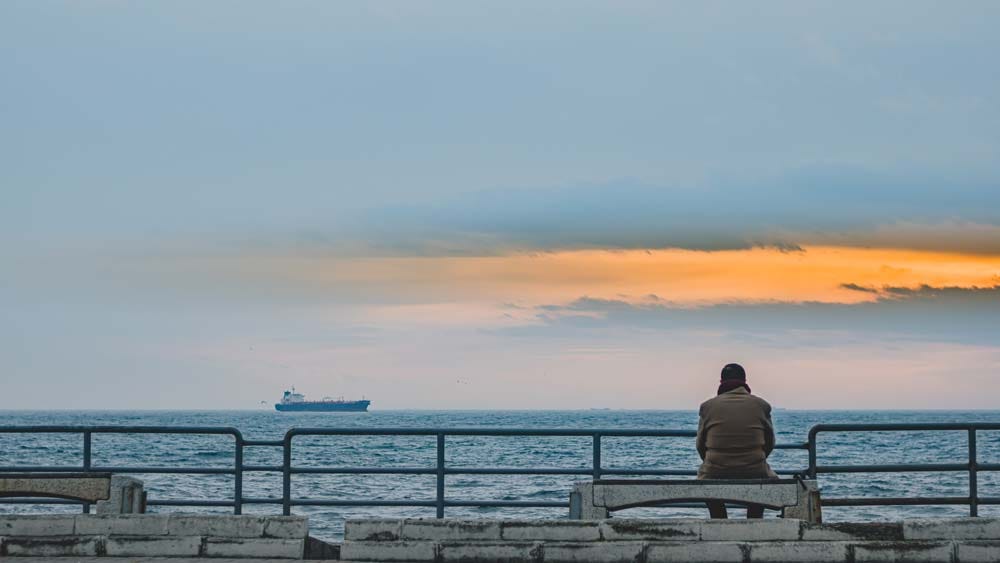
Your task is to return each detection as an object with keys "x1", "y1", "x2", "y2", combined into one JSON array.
[{"x1": 0, "y1": 559, "x2": 312, "y2": 562}]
